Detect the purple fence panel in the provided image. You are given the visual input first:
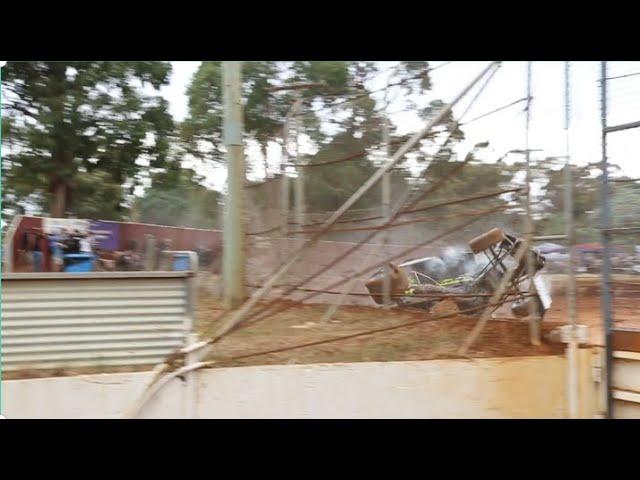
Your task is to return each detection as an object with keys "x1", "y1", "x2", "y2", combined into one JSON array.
[{"x1": 90, "y1": 221, "x2": 120, "y2": 251}]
